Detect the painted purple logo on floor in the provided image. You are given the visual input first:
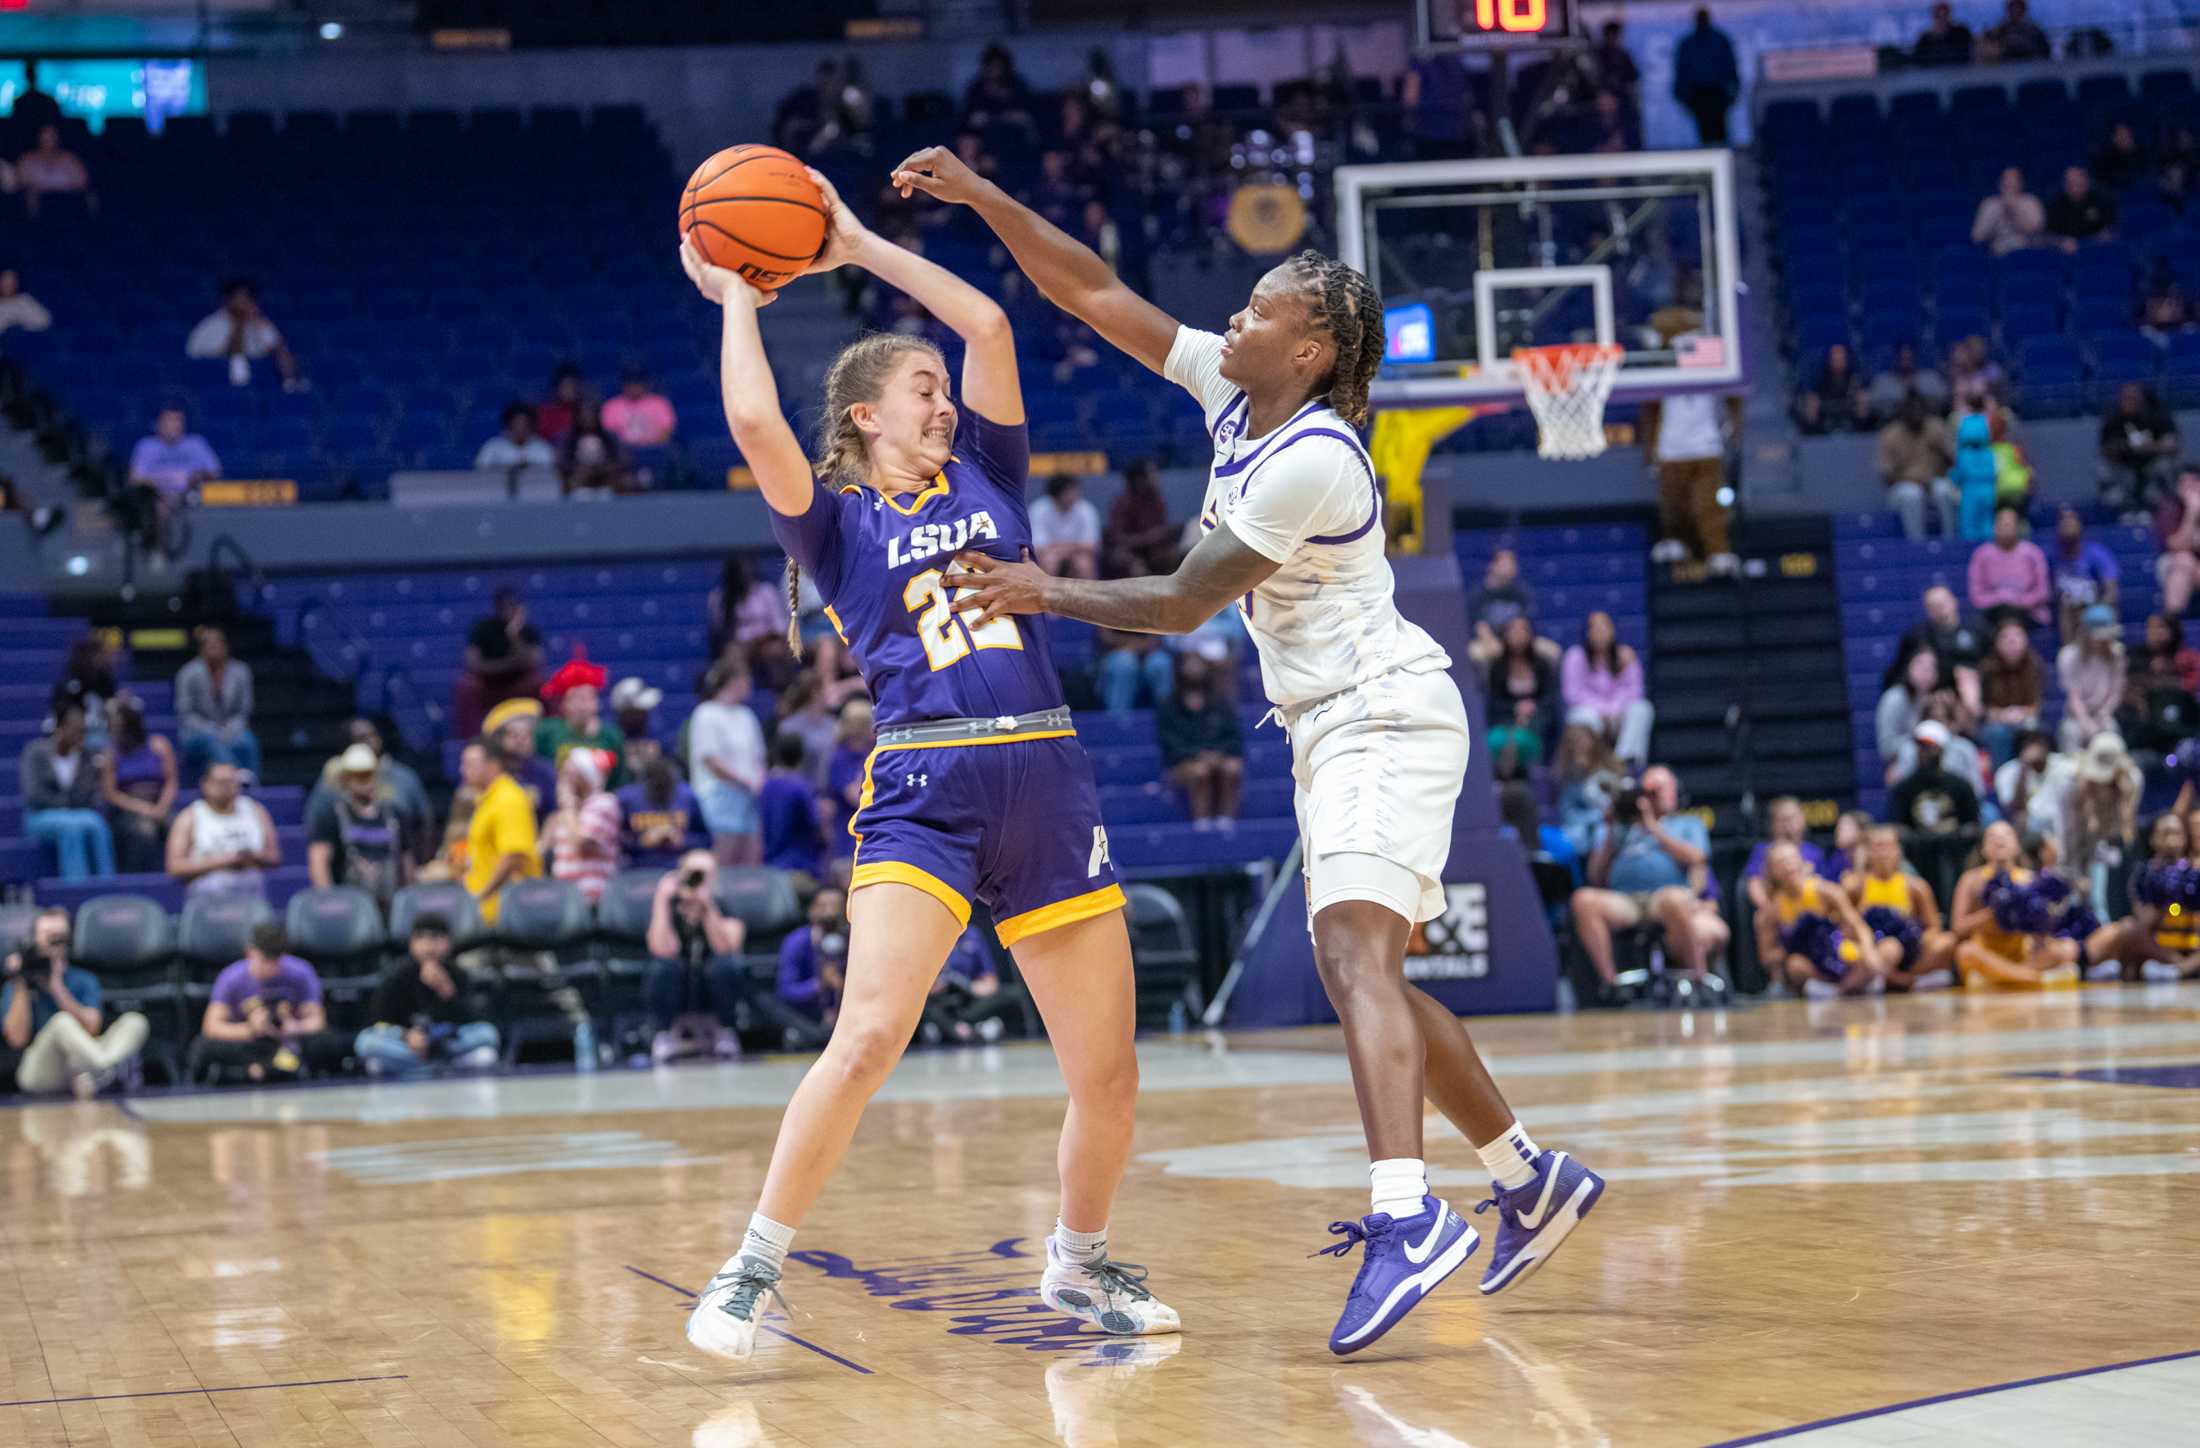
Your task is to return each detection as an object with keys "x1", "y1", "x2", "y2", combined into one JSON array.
[
  {"x1": 788, "y1": 1237, "x2": 1120, "y2": 1354},
  {"x1": 2017, "y1": 1063, "x2": 2200, "y2": 1090}
]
